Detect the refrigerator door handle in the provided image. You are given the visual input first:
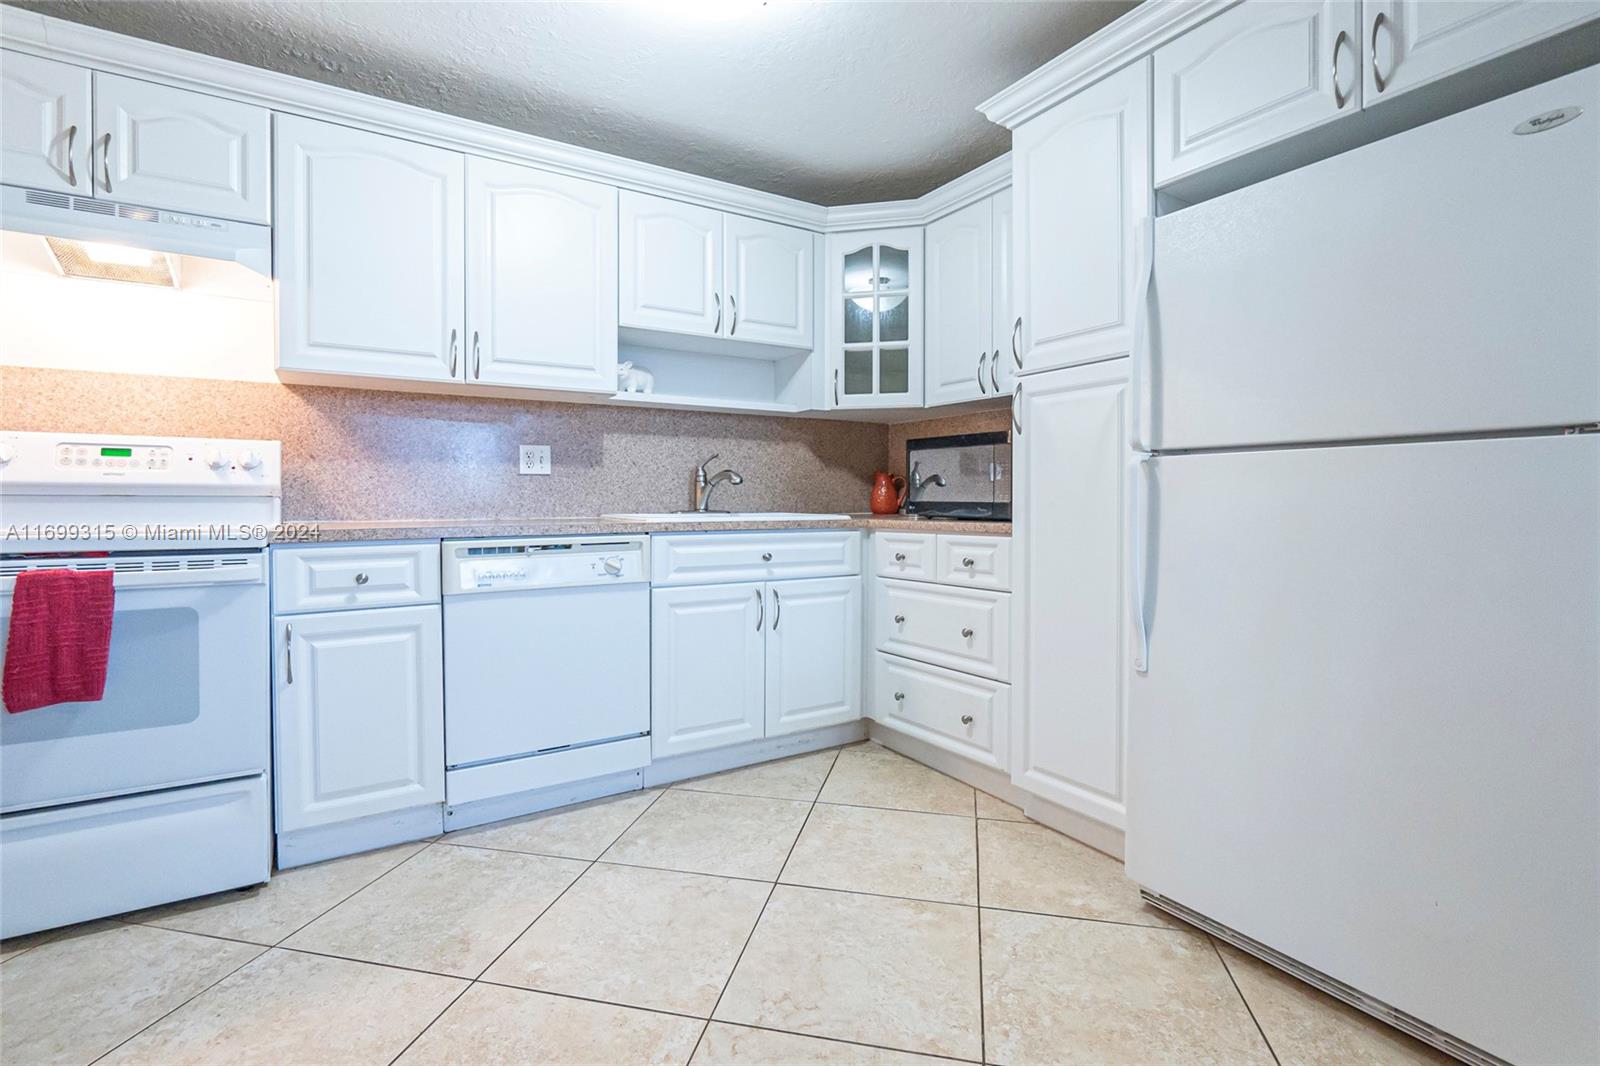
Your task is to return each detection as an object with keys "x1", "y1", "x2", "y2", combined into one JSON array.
[
  {"x1": 1129, "y1": 216, "x2": 1156, "y2": 453},
  {"x1": 1129, "y1": 451, "x2": 1154, "y2": 674}
]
